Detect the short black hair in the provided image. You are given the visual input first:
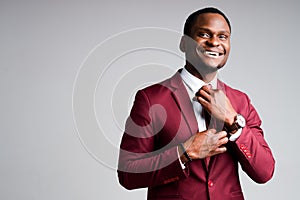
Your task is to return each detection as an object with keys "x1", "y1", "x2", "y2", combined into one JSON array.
[{"x1": 183, "y1": 7, "x2": 231, "y2": 36}]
